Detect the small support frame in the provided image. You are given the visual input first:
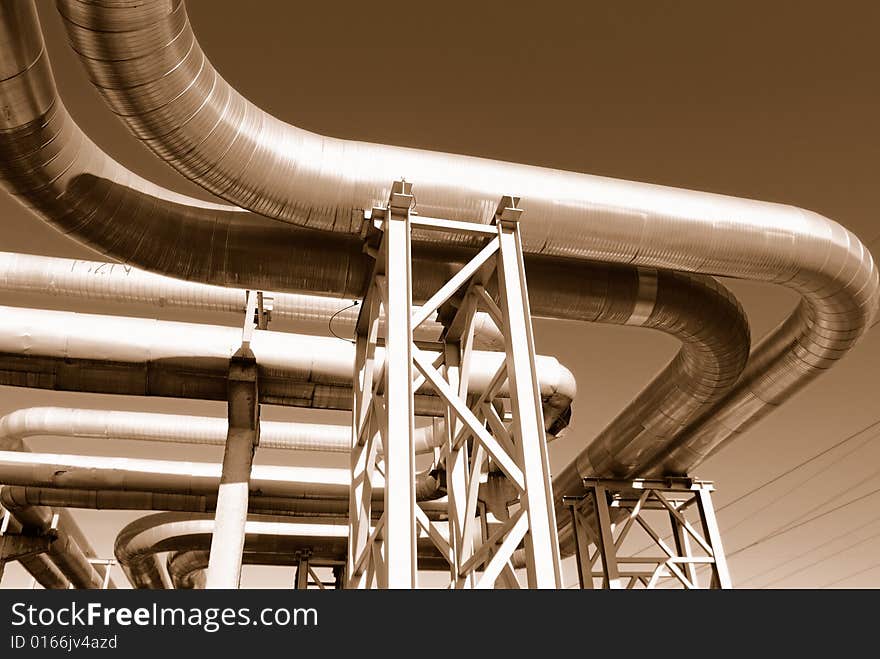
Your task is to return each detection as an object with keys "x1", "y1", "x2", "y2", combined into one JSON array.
[
  {"x1": 346, "y1": 180, "x2": 562, "y2": 589},
  {"x1": 566, "y1": 477, "x2": 732, "y2": 589}
]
